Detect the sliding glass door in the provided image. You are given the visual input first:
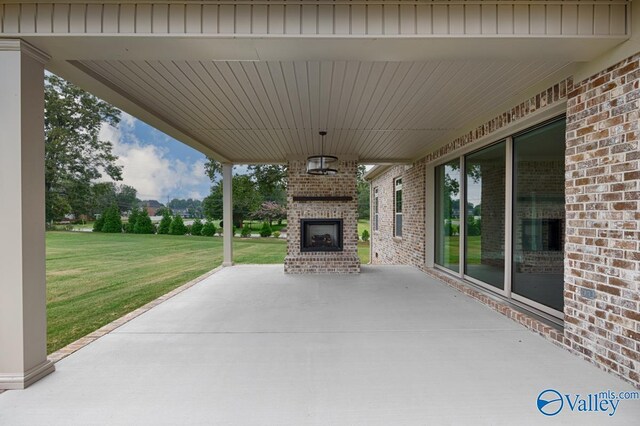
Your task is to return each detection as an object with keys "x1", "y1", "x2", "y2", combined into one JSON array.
[
  {"x1": 432, "y1": 117, "x2": 566, "y2": 318},
  {"x1": 464, "y1": 142, "x2": 506, "y2": 290},
  {"x1": 435, "y1": 160, "x2": 461, "y2": 272},
  {"x1": 512, "y1": 120, "x2": 565, "y2": 312}
]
